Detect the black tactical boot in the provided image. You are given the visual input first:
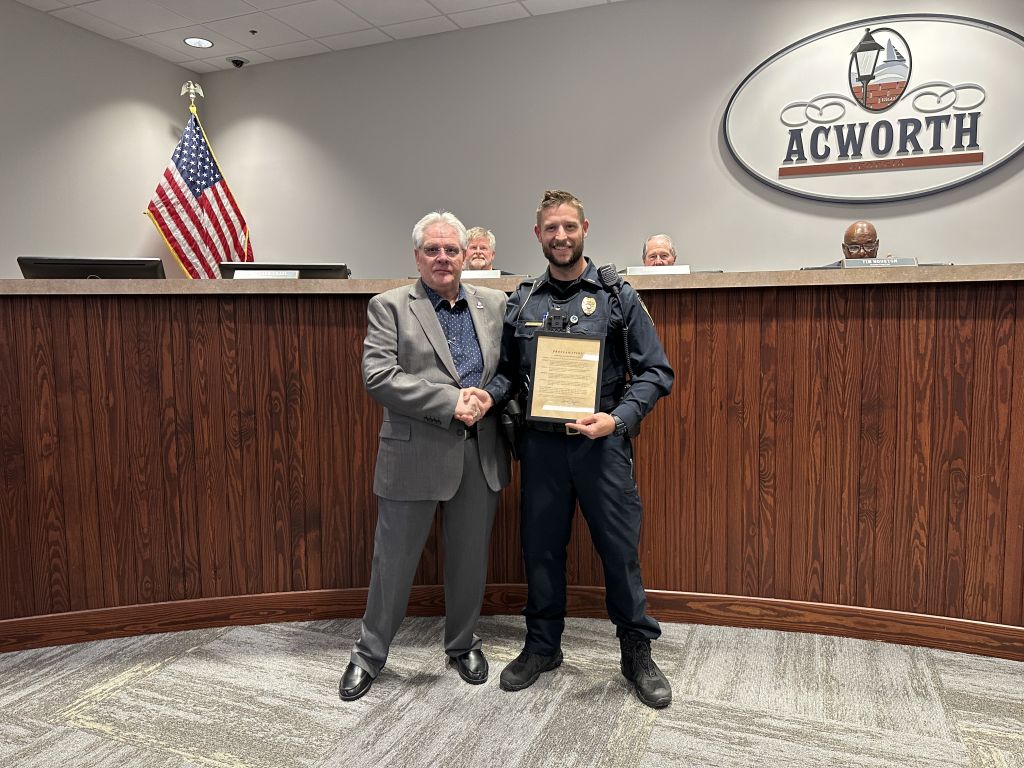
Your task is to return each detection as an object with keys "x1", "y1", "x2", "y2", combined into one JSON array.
[
  {"x1": 499, "y1": 649, "x2": 563, "y2": 691},
  {"x1": 620, "y1": 634, "x2": 672, "y2": 708}
]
